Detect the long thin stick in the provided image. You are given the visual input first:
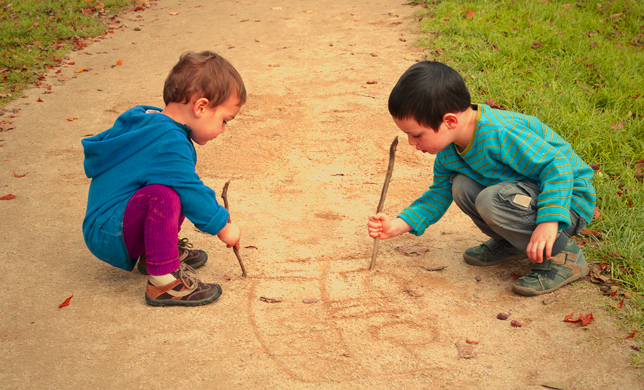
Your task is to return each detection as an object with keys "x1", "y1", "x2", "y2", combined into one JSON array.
[
  {"x1": 221, "y1": 180, "x2": 247, "y2": 277},
  {"x1": 369, "y1": 136, "x2": 399, "y2": 270}
]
